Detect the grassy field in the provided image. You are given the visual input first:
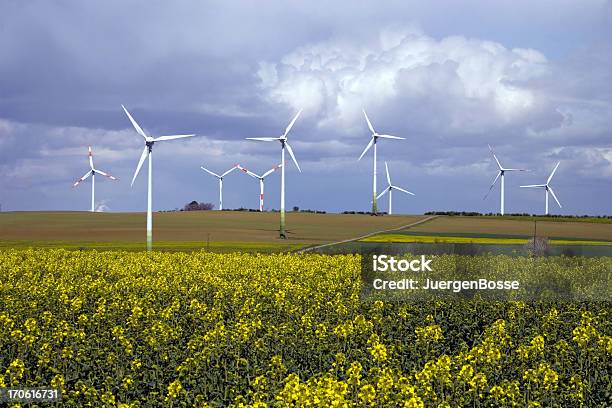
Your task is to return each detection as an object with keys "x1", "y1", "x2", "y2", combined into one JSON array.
[
  {"x1": 407, "y1": 216, "x2": 612, "y2": 241},
  {"x1": 0, "y1": 211, "x2": 425, "y2": 251}
]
